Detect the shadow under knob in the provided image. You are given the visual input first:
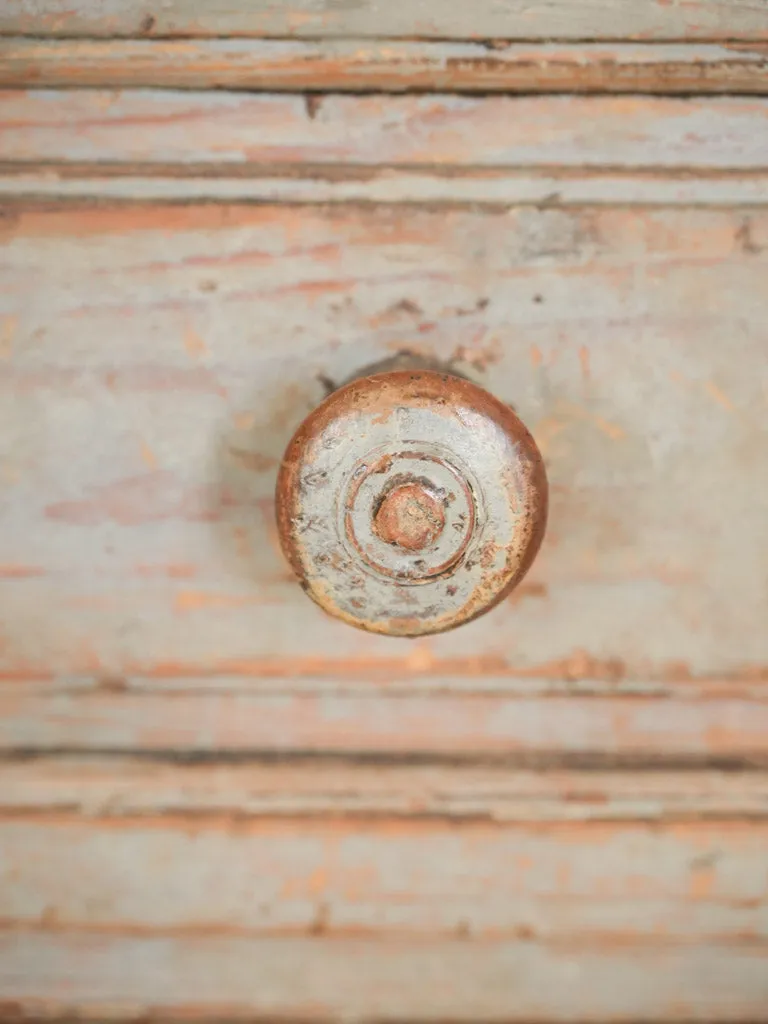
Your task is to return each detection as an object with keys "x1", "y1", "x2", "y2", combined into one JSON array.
[{"x1": 276, "y1": 370, "x2": 547, "y2": 637}]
